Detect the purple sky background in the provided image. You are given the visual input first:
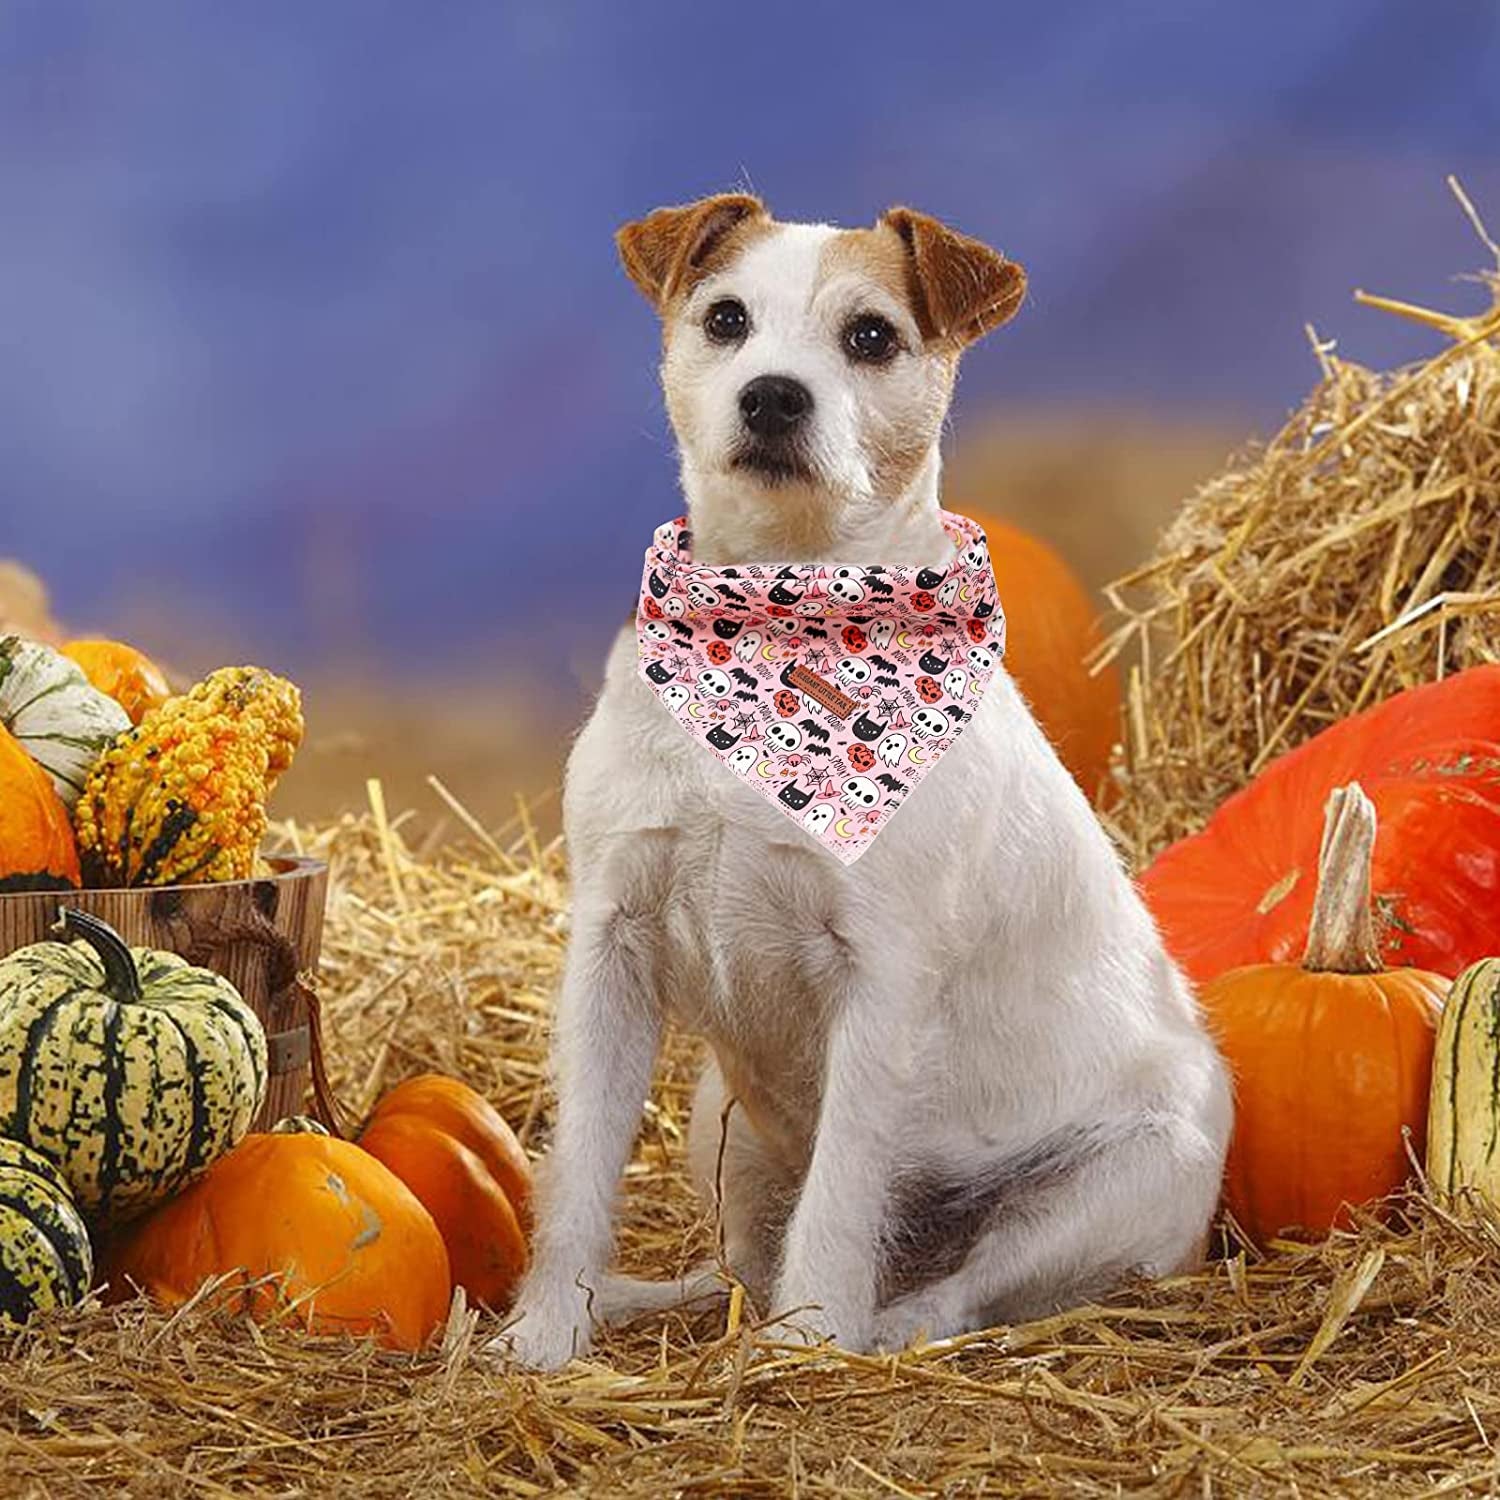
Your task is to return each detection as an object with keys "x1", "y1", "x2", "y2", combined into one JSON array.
[{"x1": 2, "y1": 2, "x2": 1497, "y2": 687}]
